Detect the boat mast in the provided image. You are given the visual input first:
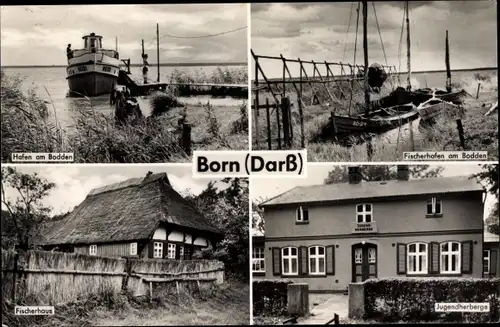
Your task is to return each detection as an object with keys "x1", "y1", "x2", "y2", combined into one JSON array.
[
  {"x1": 115, "y1": 36, "x2": 118, "y2": 52},
  {"x1": 405, "y1": 0, "x2": 411, "y2": 91},
  {"x1": 157, "y1": 23, "x2": 160, "y2": 83},
  {"x1": 445, "y1": 30, "x2": 452, "y2": 92},
  {"x1": 362, "y1": 0, "x2": 369, "y2": 115}
]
